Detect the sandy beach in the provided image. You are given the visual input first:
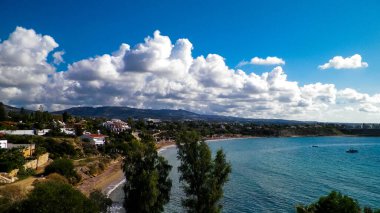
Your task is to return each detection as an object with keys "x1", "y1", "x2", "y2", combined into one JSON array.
[{"x1": 77, "y1": 159, "x2": 124, "y2": 196}]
